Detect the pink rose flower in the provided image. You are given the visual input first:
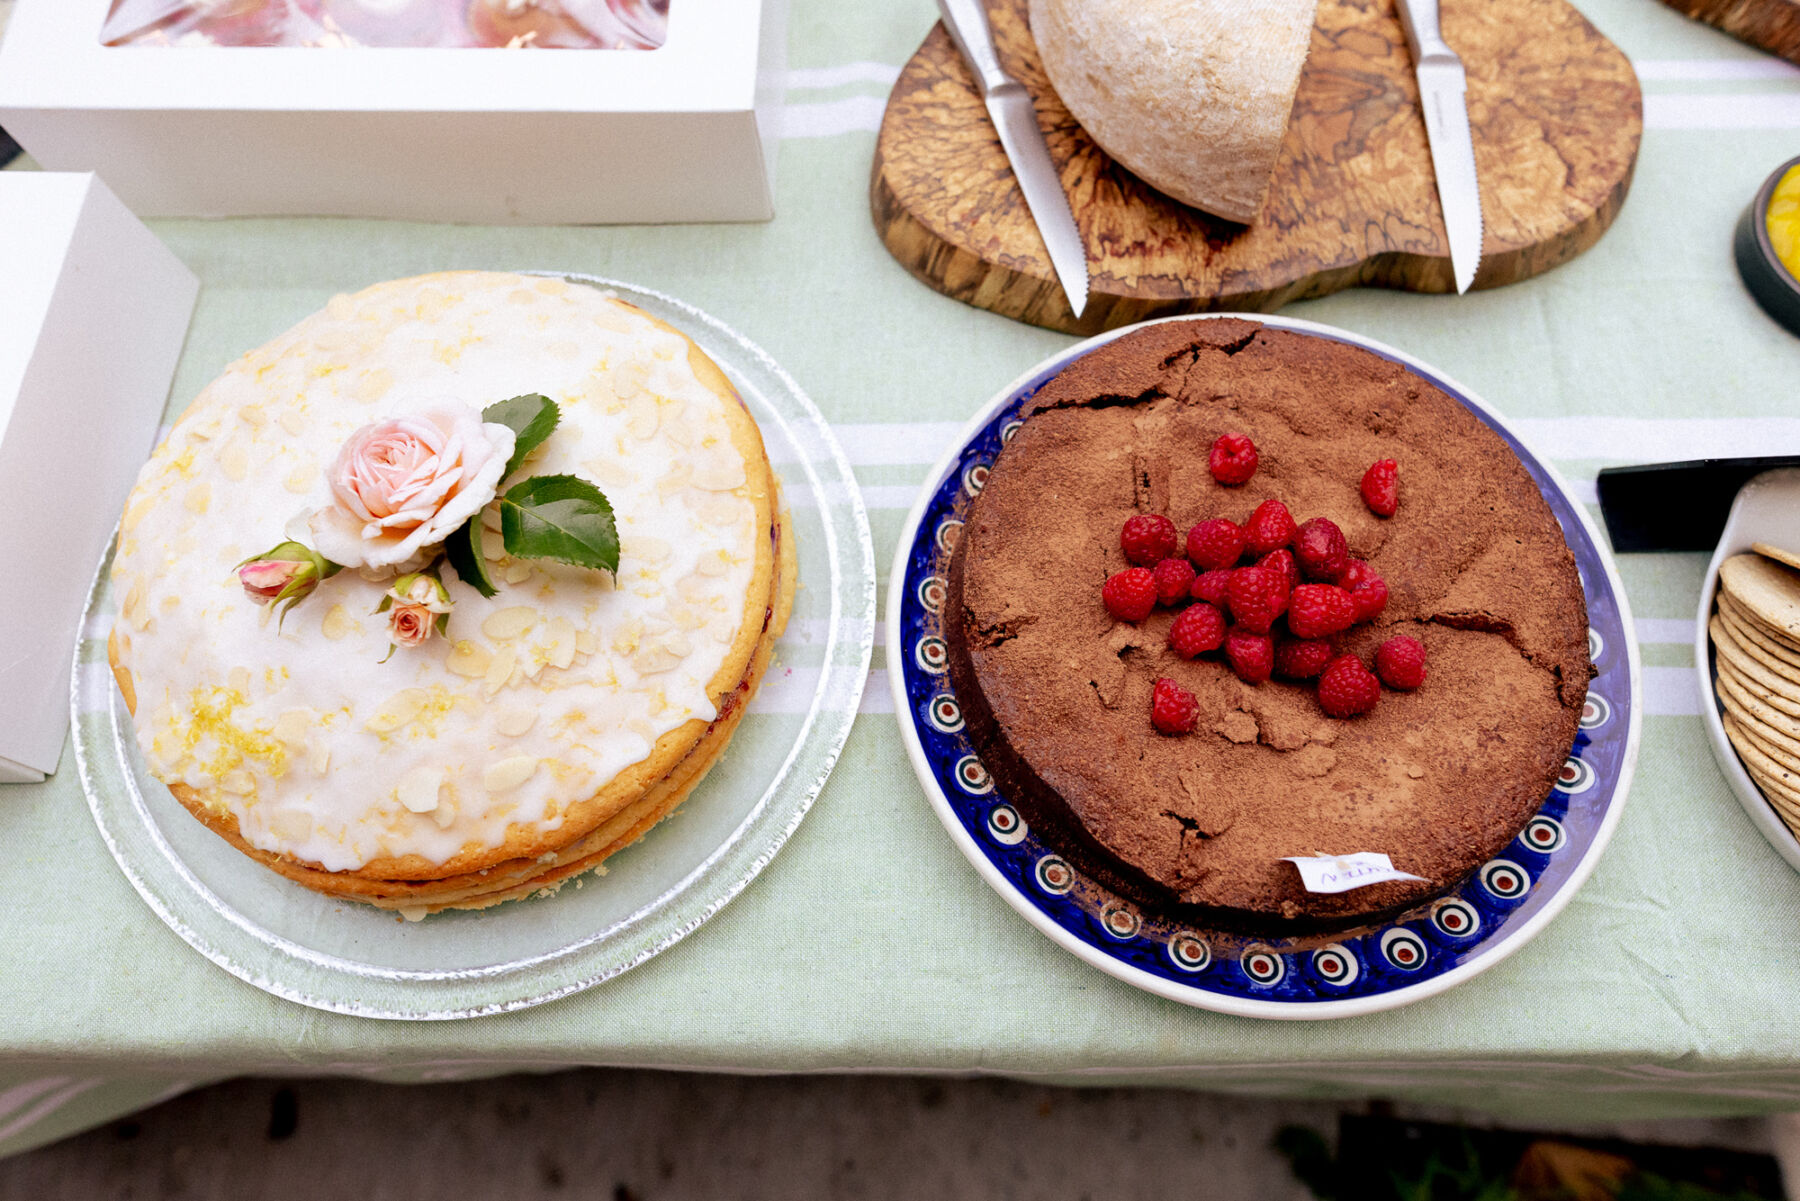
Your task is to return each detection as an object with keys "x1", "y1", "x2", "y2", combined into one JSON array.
[
  {"x1": 389, "y1": 603, "x2": 436, "y2": 649},
  {"x1": 378, "y1": 572, "x2": 453, "y2": 659},
  {"x1": 238, "y1": 558, "x2": 309, "y2": 602},
  {"x1": 309, "y1": 406, "x2": 514, "y2": 571}
]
